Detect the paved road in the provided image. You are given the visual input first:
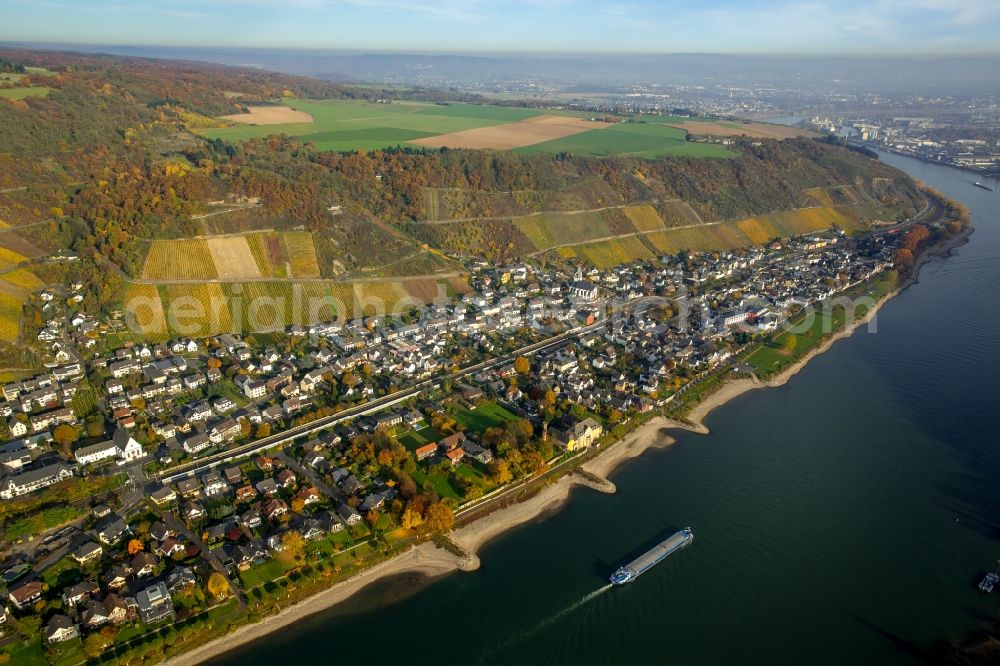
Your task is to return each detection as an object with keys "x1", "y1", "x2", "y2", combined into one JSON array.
[{"x1": 120, "y1": 461, "x2": 149, "y2": 510}]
